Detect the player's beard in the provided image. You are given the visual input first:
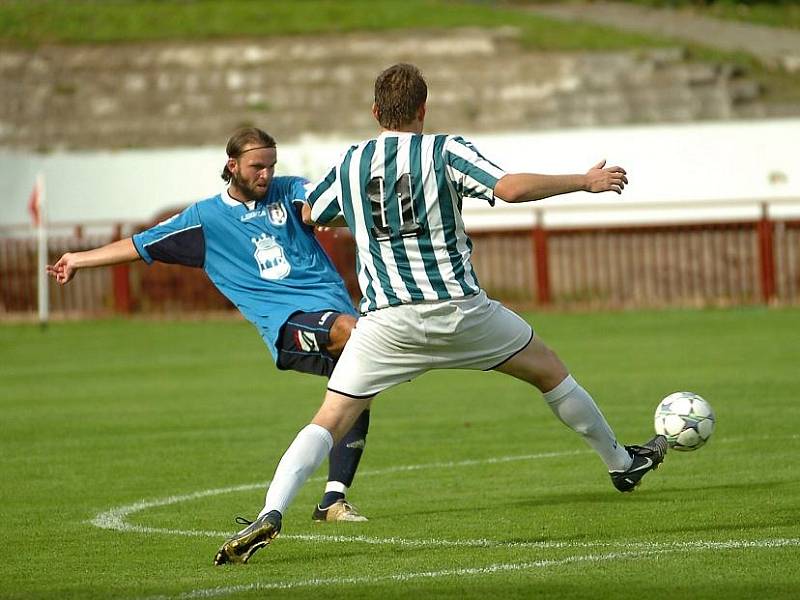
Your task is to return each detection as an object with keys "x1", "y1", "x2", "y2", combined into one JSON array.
[{"x1": 232, "y1": 171, "x2": 268, "y2": 202}]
